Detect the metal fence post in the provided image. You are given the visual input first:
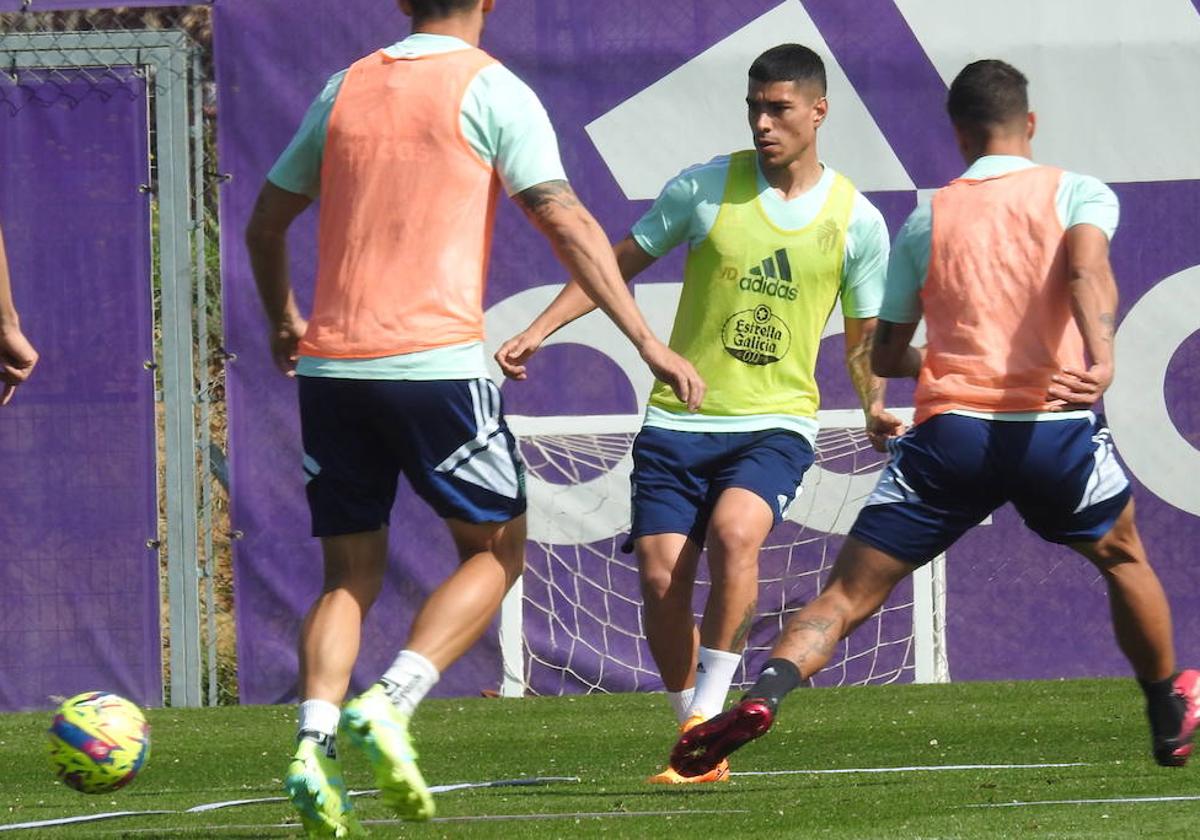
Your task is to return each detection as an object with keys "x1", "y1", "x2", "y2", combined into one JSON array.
[{"x1": 156, "y1": 34, "x2": 202, "y2": 708}]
